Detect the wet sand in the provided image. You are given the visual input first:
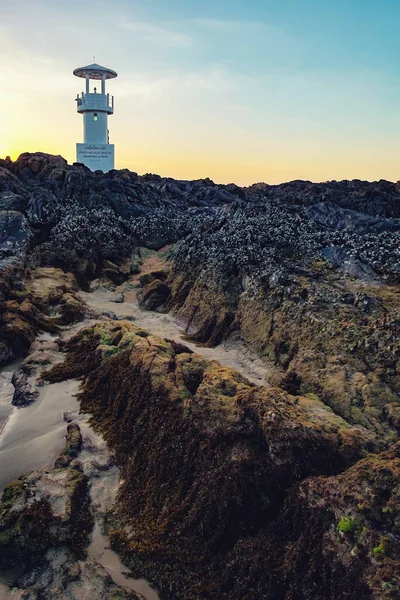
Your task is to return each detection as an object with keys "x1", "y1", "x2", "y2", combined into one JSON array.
[{"x1": 0, "y1": 378, "x2": 80, "y2": 493}]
